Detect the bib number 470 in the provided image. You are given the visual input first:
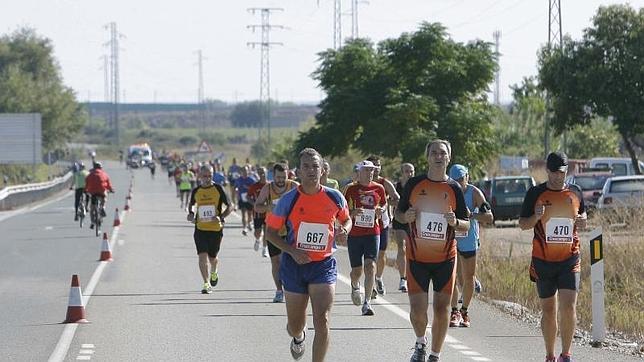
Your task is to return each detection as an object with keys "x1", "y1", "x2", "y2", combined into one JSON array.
[{"x1": 553, "y1": 225, "x2": 570, "y2": 235}]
